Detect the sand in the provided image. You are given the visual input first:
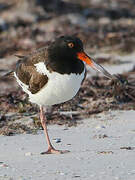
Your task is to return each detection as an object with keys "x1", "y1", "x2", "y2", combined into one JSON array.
[{"x1": 0, "y1": 110, "x2": 135, "y2": 180}]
